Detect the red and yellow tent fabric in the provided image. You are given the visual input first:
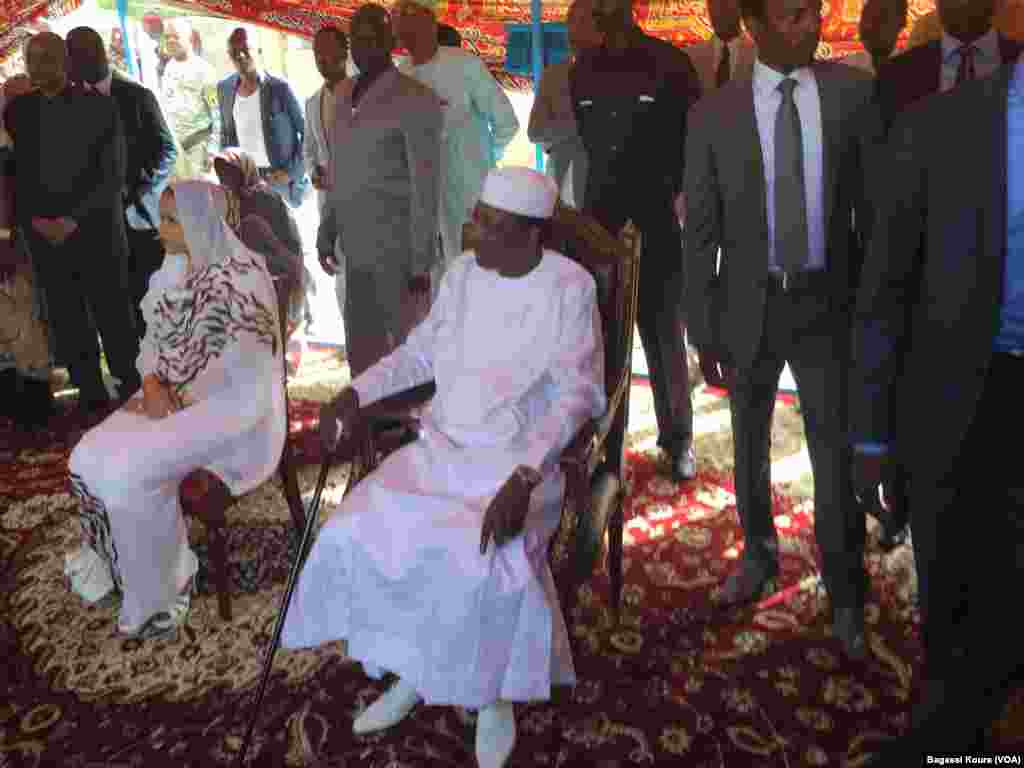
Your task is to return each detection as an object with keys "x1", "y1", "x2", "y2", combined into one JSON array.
[{"x1": 2, "y1": 0, "x2": 941, "y2": 79}]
